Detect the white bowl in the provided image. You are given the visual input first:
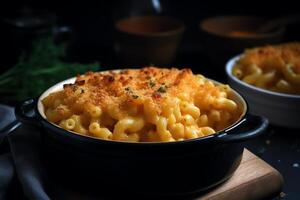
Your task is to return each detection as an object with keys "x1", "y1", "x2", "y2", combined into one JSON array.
[{"x1": 226, "y1": 55, "x2": 300, "y2": 128}]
